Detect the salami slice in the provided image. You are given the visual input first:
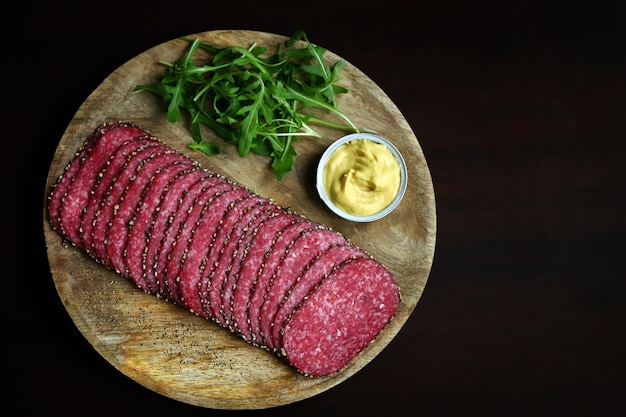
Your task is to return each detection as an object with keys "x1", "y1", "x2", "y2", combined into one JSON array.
[
  {"x1": 49, "y1": 131, "x2": 100, "y2": 235},
  {"x1": 153, "y1": 174, "x2": 226, "y2": 299},
  {"x1": 48, "y1": 122, "x2": 146, "y2": 235},
  {"x1": 145, "y1": 169, "x2": 213, "y2": 298},
  {"x1": 161, "y1": 179, "x2": 235, "y2": 305},
  {"x1": 178, "y1": 187, "x2": 250, "y2": 317},
  {"x1": 244, "y1": 219, "x2": 318, "y2": 347},
  {"x1": 79, "y1": 137, "x2": 163, "y2": 255},
  {"x1": 217, "y1": 208, "x2": 285, "y2": 330},
  {"x1": 125, "y1": 162, "x2": 198, "y2": 294},
  {"x1": 91, "y1": 143, "x2": 171, "y2": 267},
  {"x1": 272, "y1": 243, "x2": 368, "y2": 351},
  {"x1": 206, "y1": 200, "x2": 281, "y2": 326},
  {"x1": 196, "y1": 193, "x2": 265, "y2": 321},
  {"x1": 229, "y1": 213, "x2": 303, "y2": 340},
  {"x1": 59, "y1": 123, "x2": 152, "y2": 247},
  {"x1": 259, "y1": 227, "x2": 350, "y2": 351},
  {"x1": 281, "y1": 257, "x2": 400, "y2": 377},
  {"x1": 106, "y1": 151, "x2": 191, "y2": 288}
]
